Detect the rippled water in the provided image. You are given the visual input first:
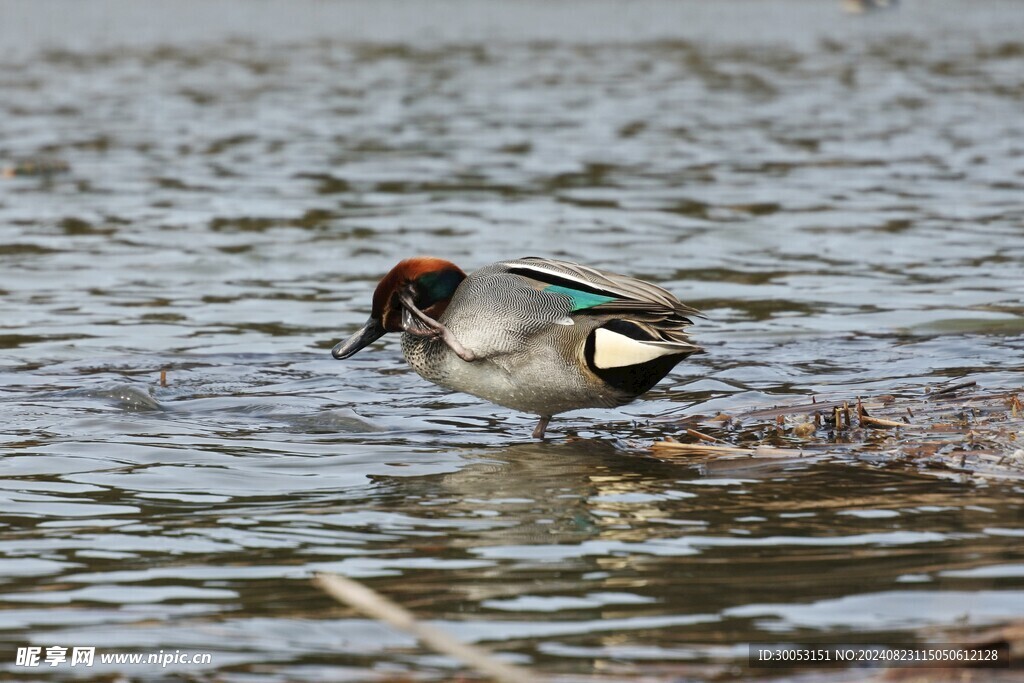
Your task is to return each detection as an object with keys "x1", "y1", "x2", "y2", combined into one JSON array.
[{"x1": 2, "y1": 0, "x2": 1024, "y2": 680}]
